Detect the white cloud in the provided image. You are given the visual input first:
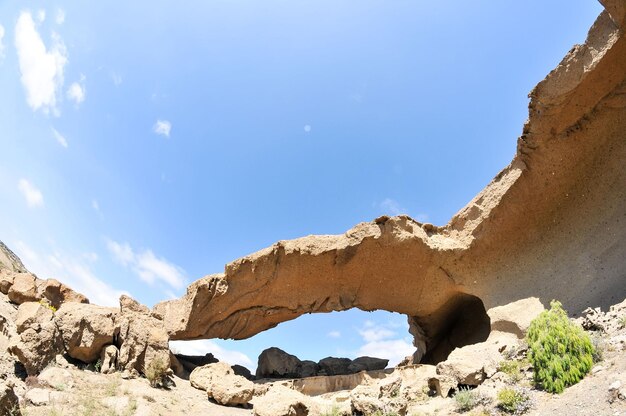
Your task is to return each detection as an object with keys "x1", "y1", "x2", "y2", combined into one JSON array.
[
  {"x1": 17, "y1": 178, "x2": 44, "y2": 208},
  {"x1": 304, "y1": 124, "x2": 311, "y2": 133},
  {"x1": 106, "y1": 239, "x2": 134, "y2": 266},
  {"x1": 51, "y1": 127, "x2": 68, "y2": 148},
  {"x1": 327, "y1": 330, "x2": 341, "y2": 339},
  {"x1": 82, "y1": 252, "x2": 98, "y2": 262},
  {"x1": 378, "y1": 198, "x2": 405, "y2": 216},
  {"x1": 106, "y1": 239, "x2": 186, "y2": 289},
  {"x1": 15, "y1": 11, "x2": 68, "y2": 115},
  {"x1": 37, "y1": 10, "x2": 46, "y2": 23},
  {"x1": 13, "y1": 240, "x2": 126, "y2": 307},
  {"x1": 169, "y1": 339, "x2": 253, "y2": 369},
  {"x1": 67, "y1": 75, "x2": 86, "y2": 106},
  {"x1": 353, "y1": 320, "x2": 415, "y2": 367},
  {"x1": 134, "y1": 249, "x2": 185, "y2": 289},
  {"x1": 0, "y1": 25, "x2": 5, "y2": 61},
  {"x1": 56, "y1": 9, "x2": 65, "y2": 25},
  {"x1": 153, "y1": 120, "x2": 171, "y2": 137}
]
